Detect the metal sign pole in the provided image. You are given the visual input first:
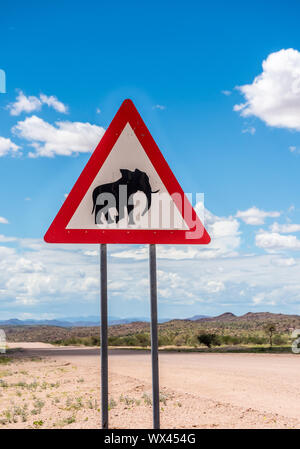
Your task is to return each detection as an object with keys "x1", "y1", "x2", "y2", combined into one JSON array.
[
  {"x1": 149, "y1": 244, "x2": 160, "y2": 429},
  {"x1": 100, "y1": 243, "x2": 108, "y2": 429}
]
